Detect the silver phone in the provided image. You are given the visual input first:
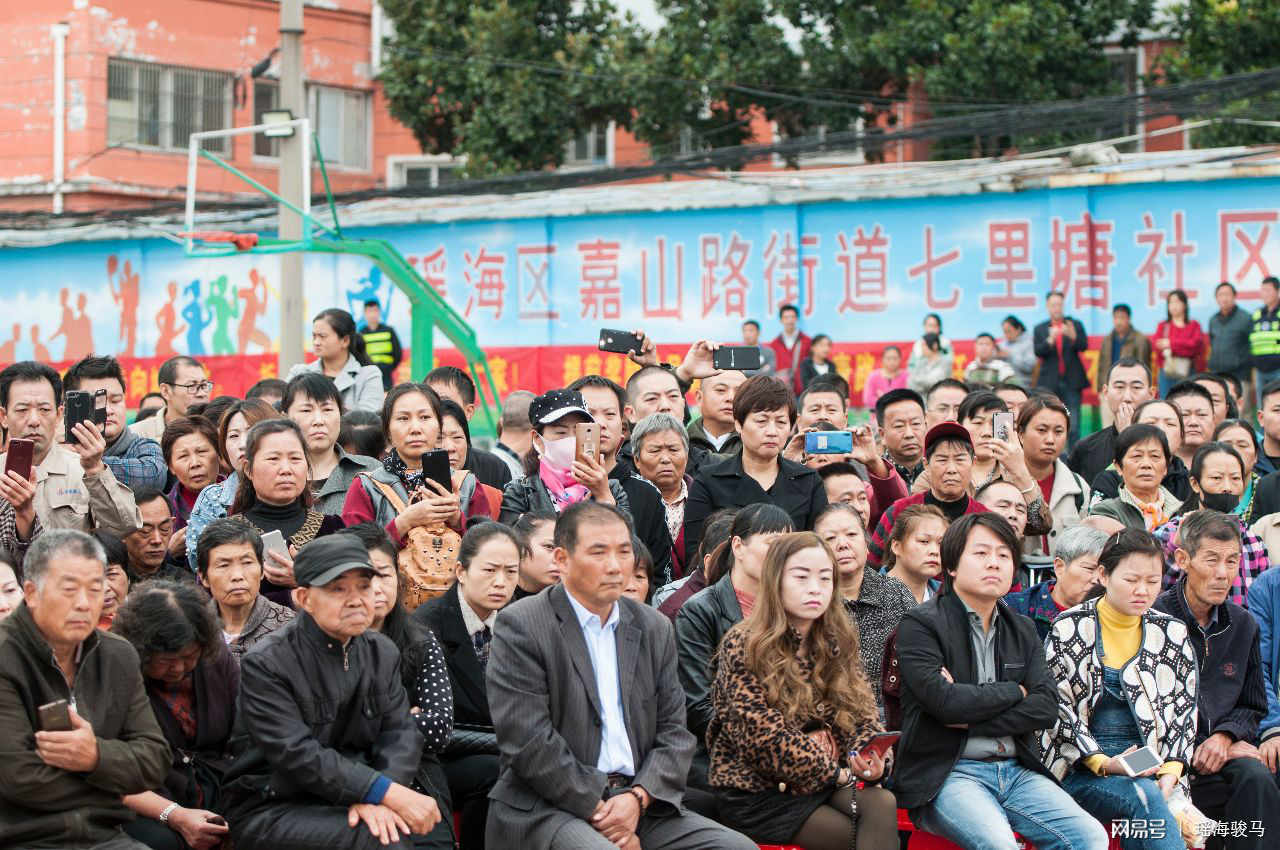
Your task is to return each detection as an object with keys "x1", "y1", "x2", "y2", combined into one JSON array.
[
  {"x1": 261, "y1": 529, "x2": 289, "y2": 561},
  {"x1": 1117, "y1": 745, "x2": 1162, "y2": 777}
]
